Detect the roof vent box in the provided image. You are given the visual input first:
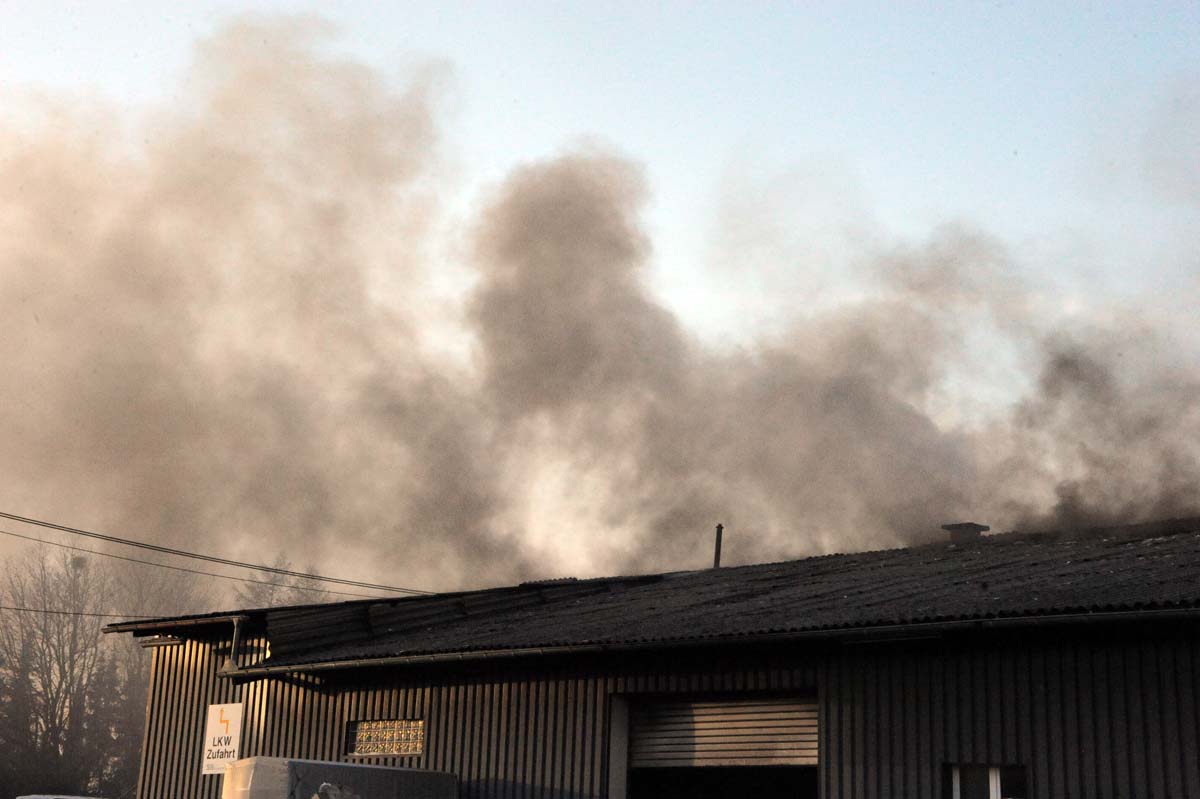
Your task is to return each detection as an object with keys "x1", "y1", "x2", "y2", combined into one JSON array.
[{"x1": 942, "y1": 522, "x2": 990, "y2": 544}]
